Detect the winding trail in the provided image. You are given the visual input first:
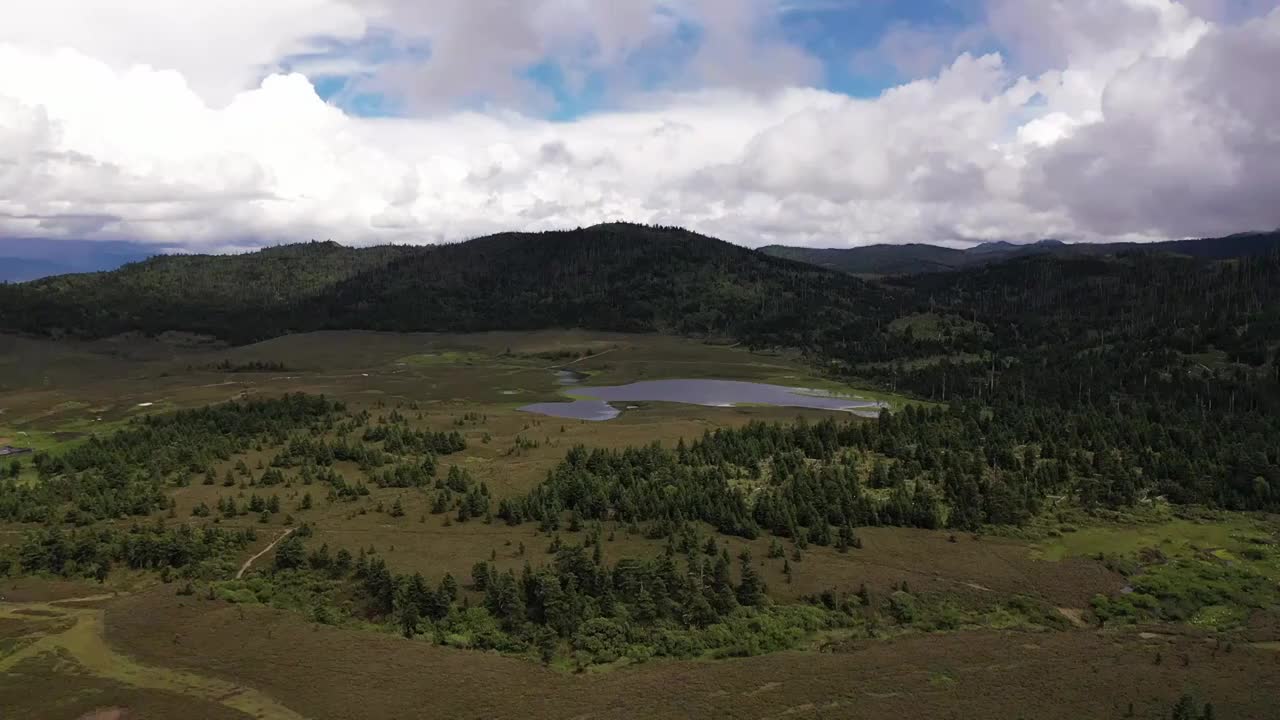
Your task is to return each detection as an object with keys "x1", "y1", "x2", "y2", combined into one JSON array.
[
  {"x1": 0, "y1": 597, "x2": 306, "y2": 720},
  {"x1": 545, "y1": 347, "x2": 616, "y2": 369},
  {"x1": 235, "y1": 527, "x2": 295, "y2": 580}
]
